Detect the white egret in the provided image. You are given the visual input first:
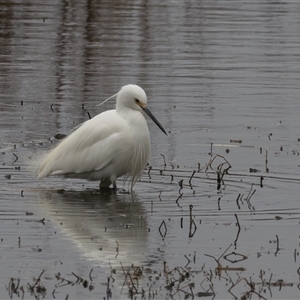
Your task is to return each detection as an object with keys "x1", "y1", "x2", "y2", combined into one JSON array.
[{"x1": 38, "y1": 84, "x2": 167, "y2": 190}]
